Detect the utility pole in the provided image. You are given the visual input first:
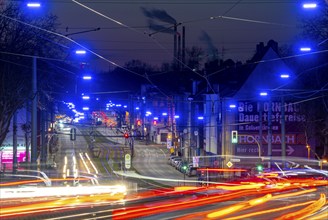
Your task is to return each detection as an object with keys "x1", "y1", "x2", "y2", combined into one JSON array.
[
  {"x1": 259, "y1": 101, "x2": 263, "y2": 157},
  {"x1": 268, "y1": 98, "x2": 272, "y2": 168},
  {"x1": 13, "y1": 111, "x2": 18, "y2": 173},
  {"x1": 25, "y1": 101, "x2": 30, "y2": 164},
  {"x1": 281, "y1": 95, "x2": 286, "y2": 167},
  {"x1": 31, "y1": 56, "x2": 38, "y2": 166}
]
